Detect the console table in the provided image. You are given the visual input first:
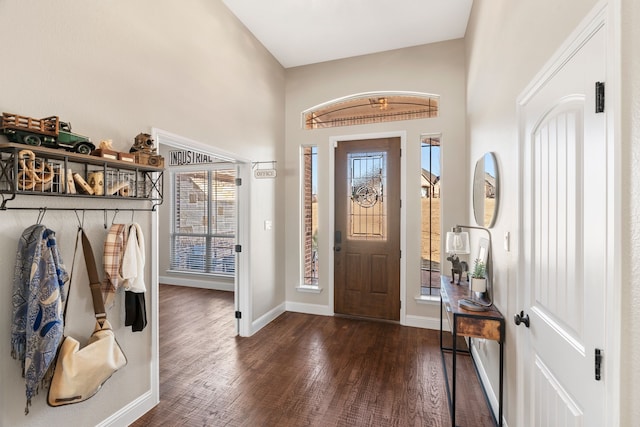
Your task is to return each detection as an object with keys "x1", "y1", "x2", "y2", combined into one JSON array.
[{"x1": 439, "y1": 276, "x2": 505, "y2": 427}]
